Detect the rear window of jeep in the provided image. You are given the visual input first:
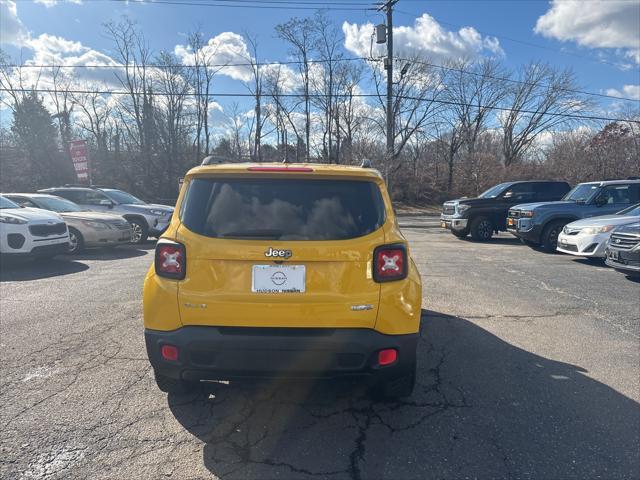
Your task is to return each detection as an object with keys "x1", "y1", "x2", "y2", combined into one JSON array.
[{"x1": 181, "y1": 178, "x2": 386, "y2": 240}]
